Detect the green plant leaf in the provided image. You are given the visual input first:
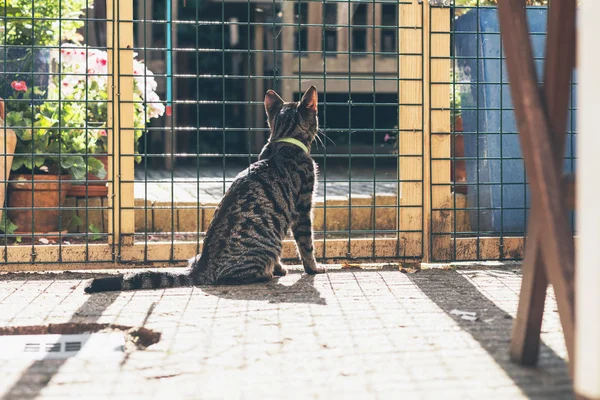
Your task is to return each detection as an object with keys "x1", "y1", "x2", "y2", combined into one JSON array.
[
  {"x1": 67, "y1": 164, "x2": 86, "y2": 181},
  {"x1": 67, "y1": 214, "x2": 83, "y2": 229},
  {"x1": 87, "y1": 157, "x2": 107, "y2": 179},
  {"x1": 88, "y1": 224, "x2": 101, "y2": 241},
  {"x1": 10, "y1": 157, "x2": 25, "y2": 171},
  {"x1": 0, "y1": 213, "x2": 18, "y2": 235},
  {"x1": 23, "y1": 158, "x2": 34, "y2": 171},
  {"x1": 34, "y1": 156, "x2": 46, "y2": 168}
]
